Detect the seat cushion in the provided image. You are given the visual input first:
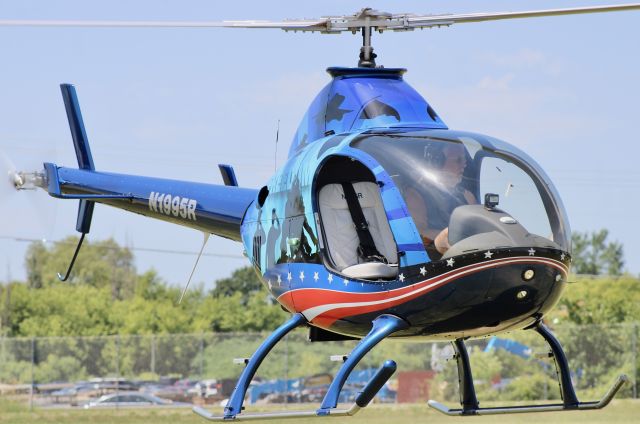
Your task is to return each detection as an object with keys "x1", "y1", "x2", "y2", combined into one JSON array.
[
  {"x1": 319, "y1": 182, "x2": 398, "y2": 274},
  {"x1": 342, "y1": 262, "x2": 398, "y2": 280}
]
